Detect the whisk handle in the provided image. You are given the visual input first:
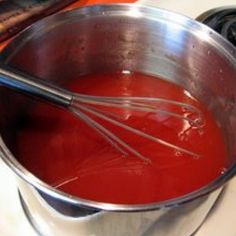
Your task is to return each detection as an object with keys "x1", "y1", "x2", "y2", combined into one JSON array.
[{"x1": 0, "y1": 64, "x2": 72, "y2": 107}]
